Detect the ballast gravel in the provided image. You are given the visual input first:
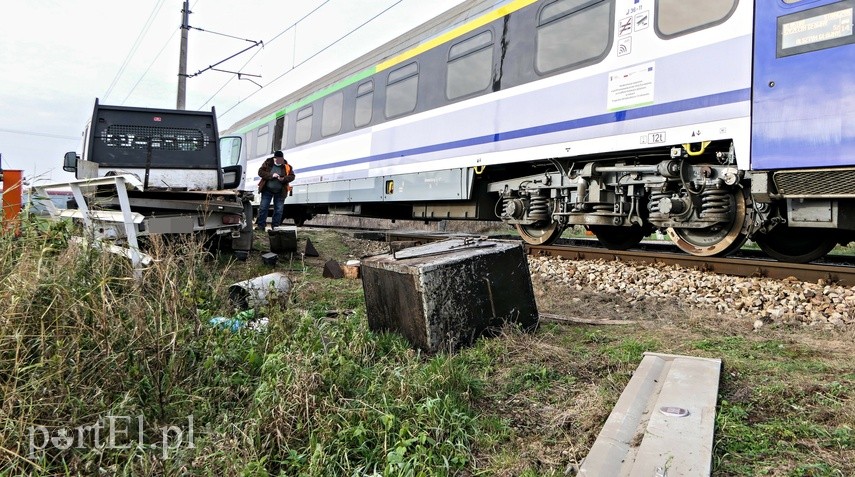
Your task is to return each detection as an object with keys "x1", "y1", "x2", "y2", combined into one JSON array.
[{"x1": 528, "y1": 256, "x2": 854, "y2": 329}]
